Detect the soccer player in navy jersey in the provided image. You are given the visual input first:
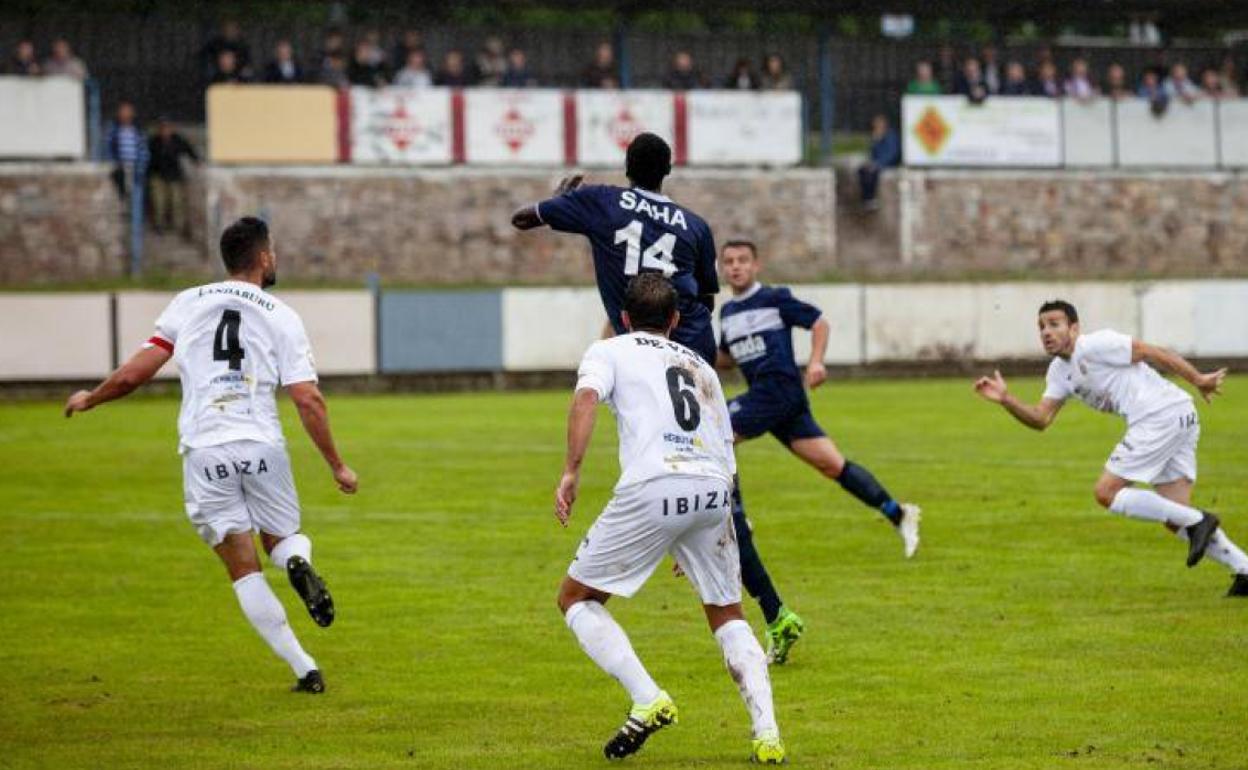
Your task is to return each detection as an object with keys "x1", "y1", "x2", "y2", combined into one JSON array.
[{"x1": 717, "y1": 240, "x2": 922, "y2": 662}]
